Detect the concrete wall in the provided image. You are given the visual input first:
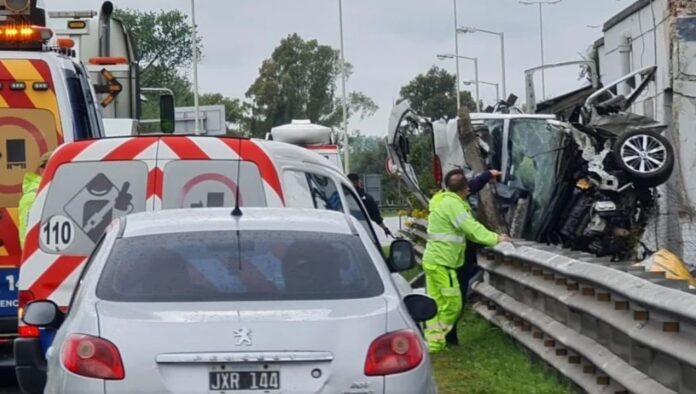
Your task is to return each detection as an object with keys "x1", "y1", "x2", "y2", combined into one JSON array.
[{"x1": 598, "y1": 0, "x2": 696, "y2": 263}]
